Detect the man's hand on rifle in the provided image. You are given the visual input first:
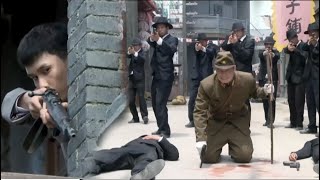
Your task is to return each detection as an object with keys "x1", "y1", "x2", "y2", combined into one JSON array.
[
  {"x1": 289, "y1": 152, "x2": 298, "y2": 161},
  {"x1": 40, "y1": 102, "x2": 55, "y2": 128},
  {"x1": 21, "y1": 88, "x2": 68, "y2": 129},
  {"x1": 18, "y1": 88, "x2": 47, "y2": 120},
  {"x1": 39, "y1": 101, "x2": 68, "y2": 129}
]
